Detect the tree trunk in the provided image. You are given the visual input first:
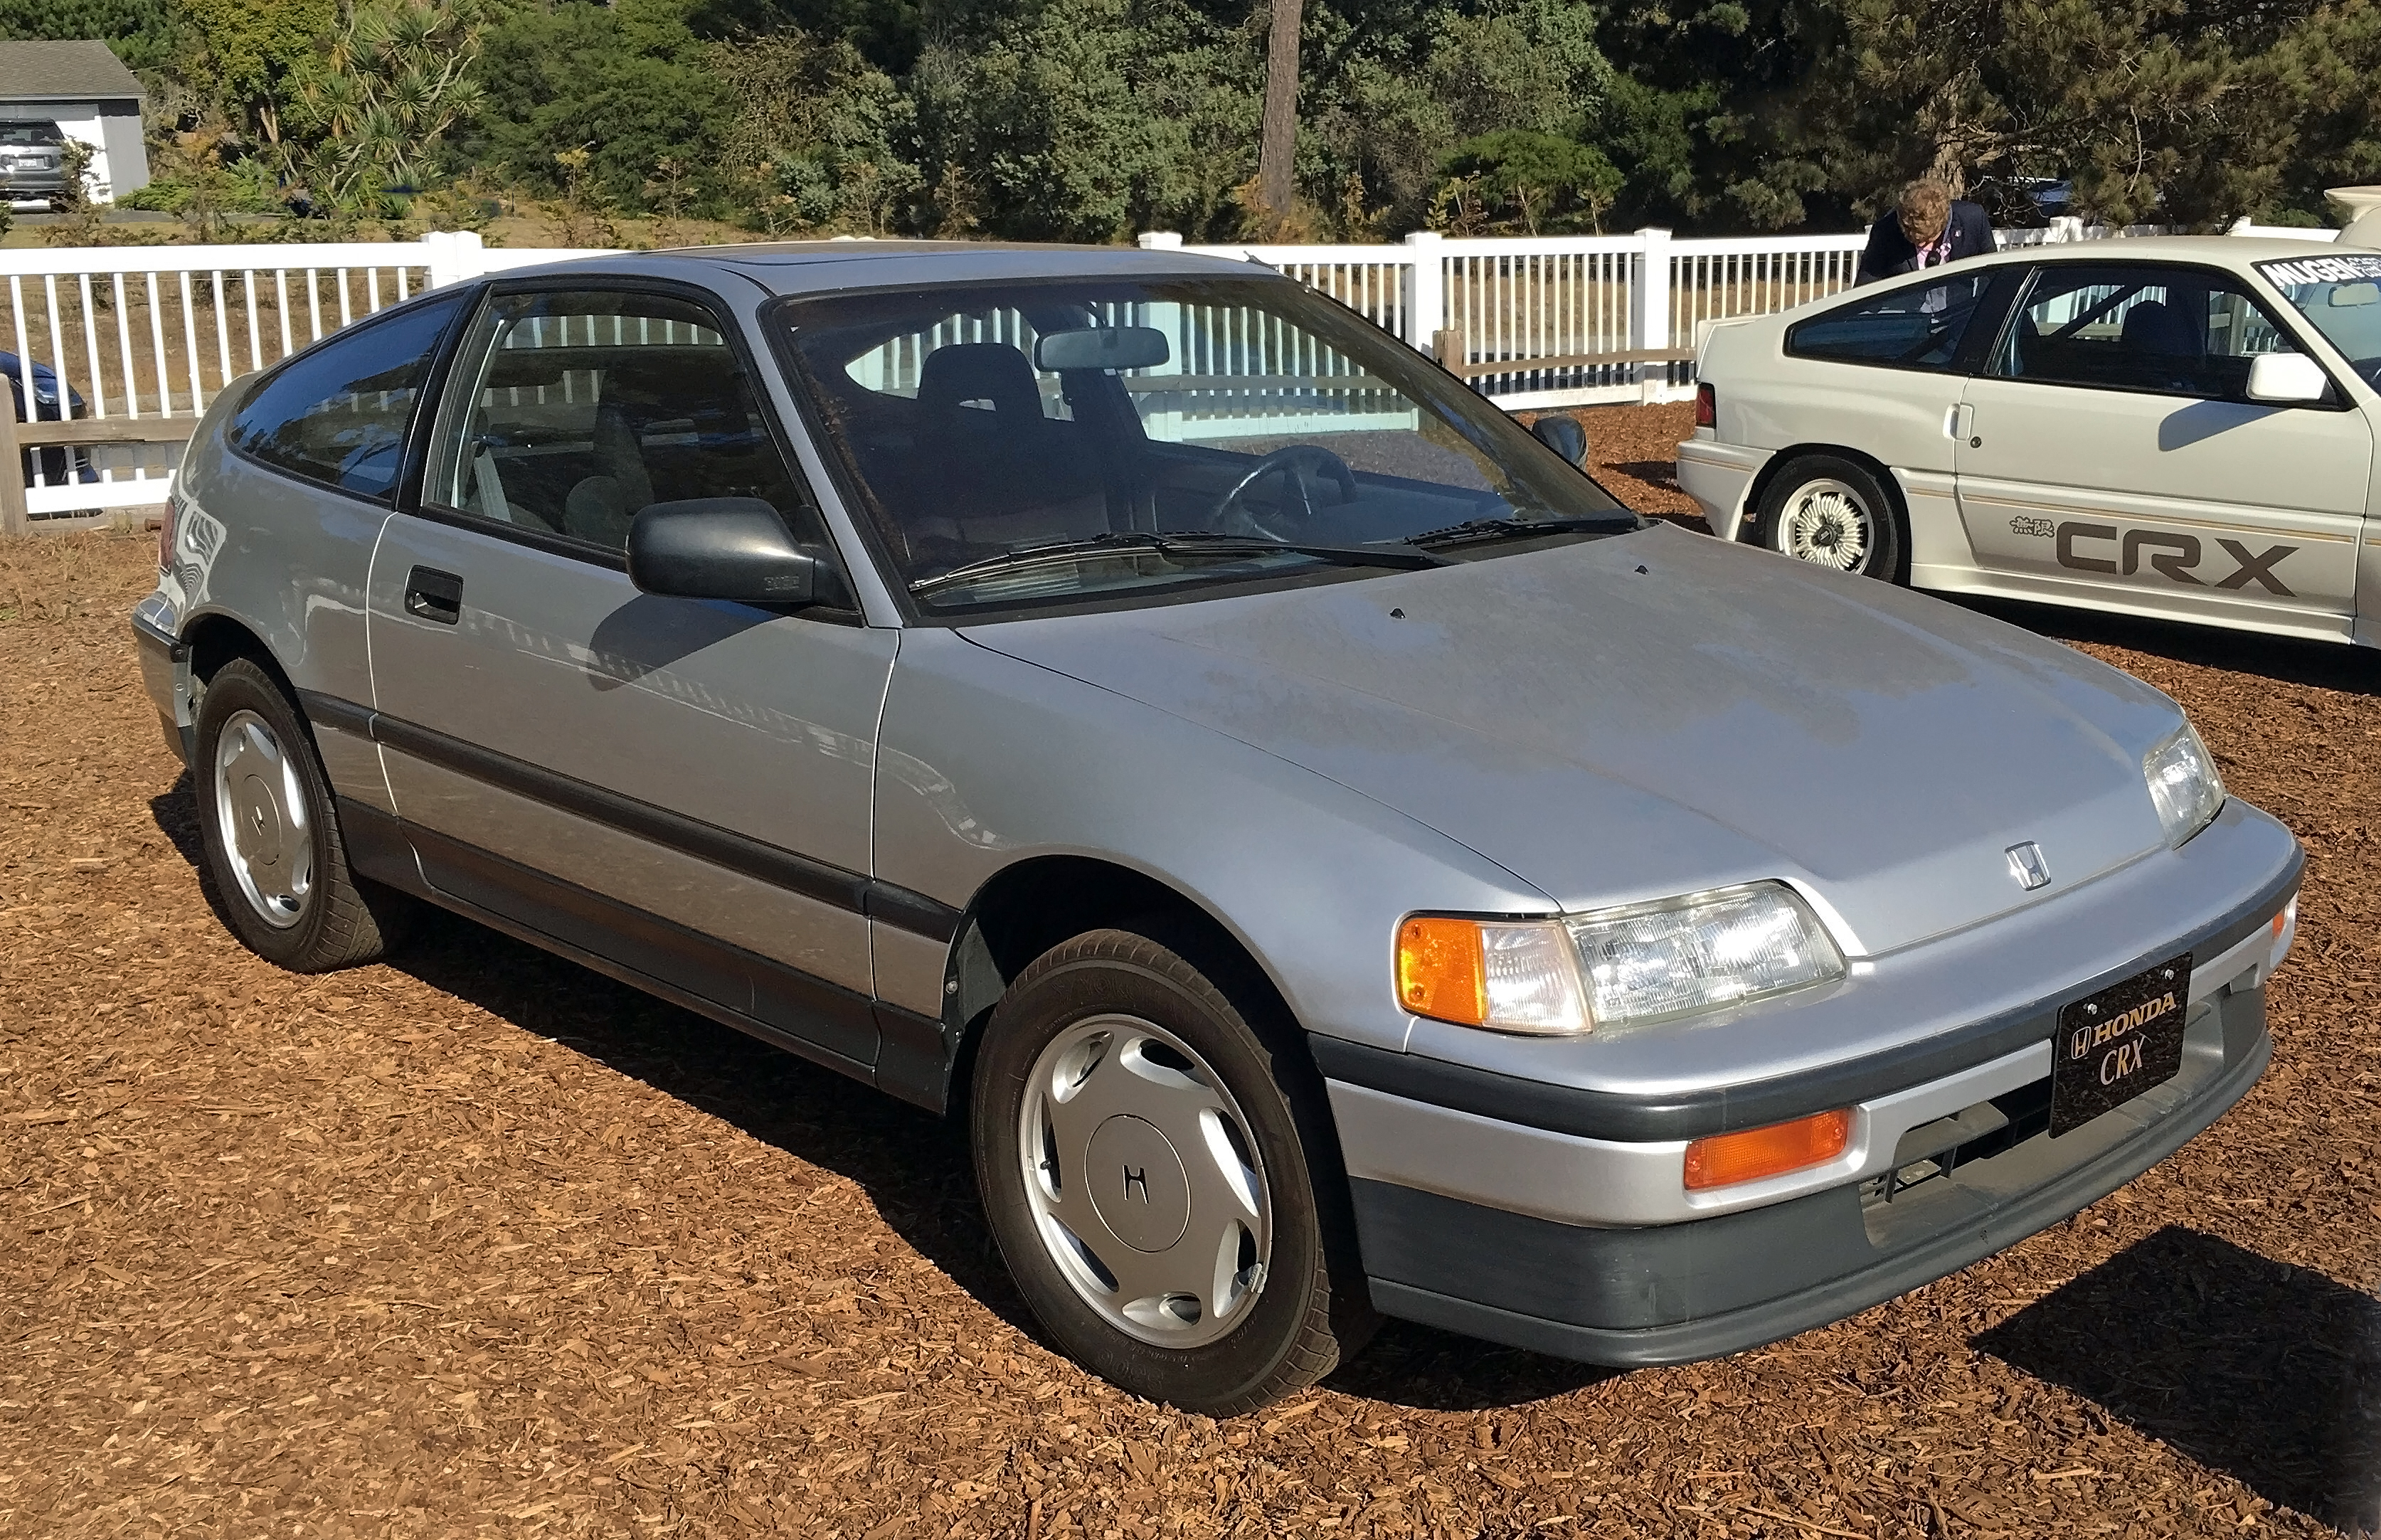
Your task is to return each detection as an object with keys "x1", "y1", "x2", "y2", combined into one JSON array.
[{"x1": 1258, "y1": 0, "x2": 1303, "y2": 220}]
